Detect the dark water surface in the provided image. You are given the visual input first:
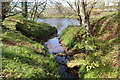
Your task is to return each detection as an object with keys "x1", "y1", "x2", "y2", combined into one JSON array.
[{"x1": 37, "y1": 18, "x2": 80, "y2": 78}]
